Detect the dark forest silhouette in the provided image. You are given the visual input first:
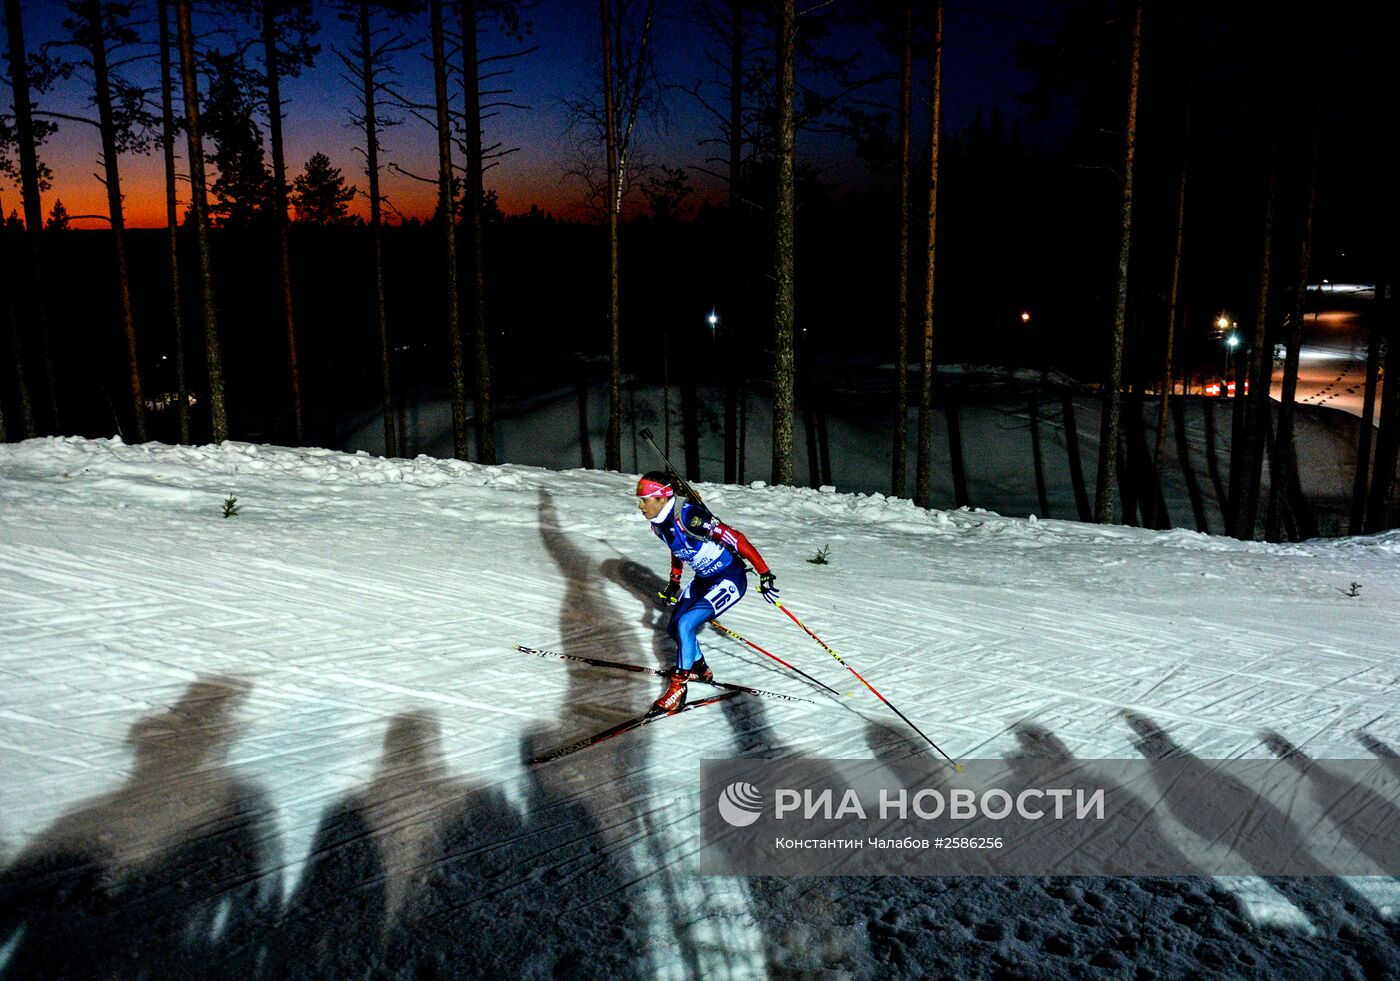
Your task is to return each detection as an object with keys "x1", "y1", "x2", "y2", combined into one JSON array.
[{"x1": 2, "y1": 0, "x2": 1396, "y2": 538}]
